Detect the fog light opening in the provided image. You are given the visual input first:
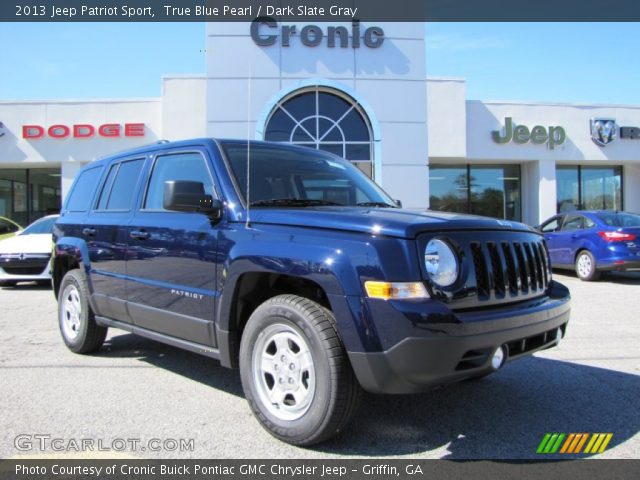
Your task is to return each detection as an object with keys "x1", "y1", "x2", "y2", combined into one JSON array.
[{"x1": 491, "y1": 345, "x2": 507, "y2": 370}]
